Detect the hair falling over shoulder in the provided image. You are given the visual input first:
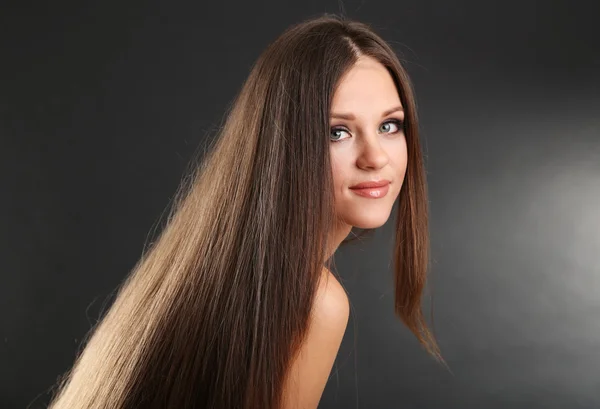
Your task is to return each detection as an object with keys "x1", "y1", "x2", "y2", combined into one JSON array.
[{"x1": 47, "y1": 13, "x2": 445, "y2": 409}]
